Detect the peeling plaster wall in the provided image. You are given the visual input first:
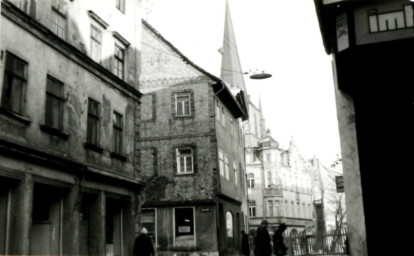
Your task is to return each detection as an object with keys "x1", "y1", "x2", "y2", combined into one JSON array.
[
  {"x1": 5, "y1": 0, "x2": 142, "y2": 89},
  {"x1": 0, "y1": 2, "x2": 141, "y2": 178}
]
